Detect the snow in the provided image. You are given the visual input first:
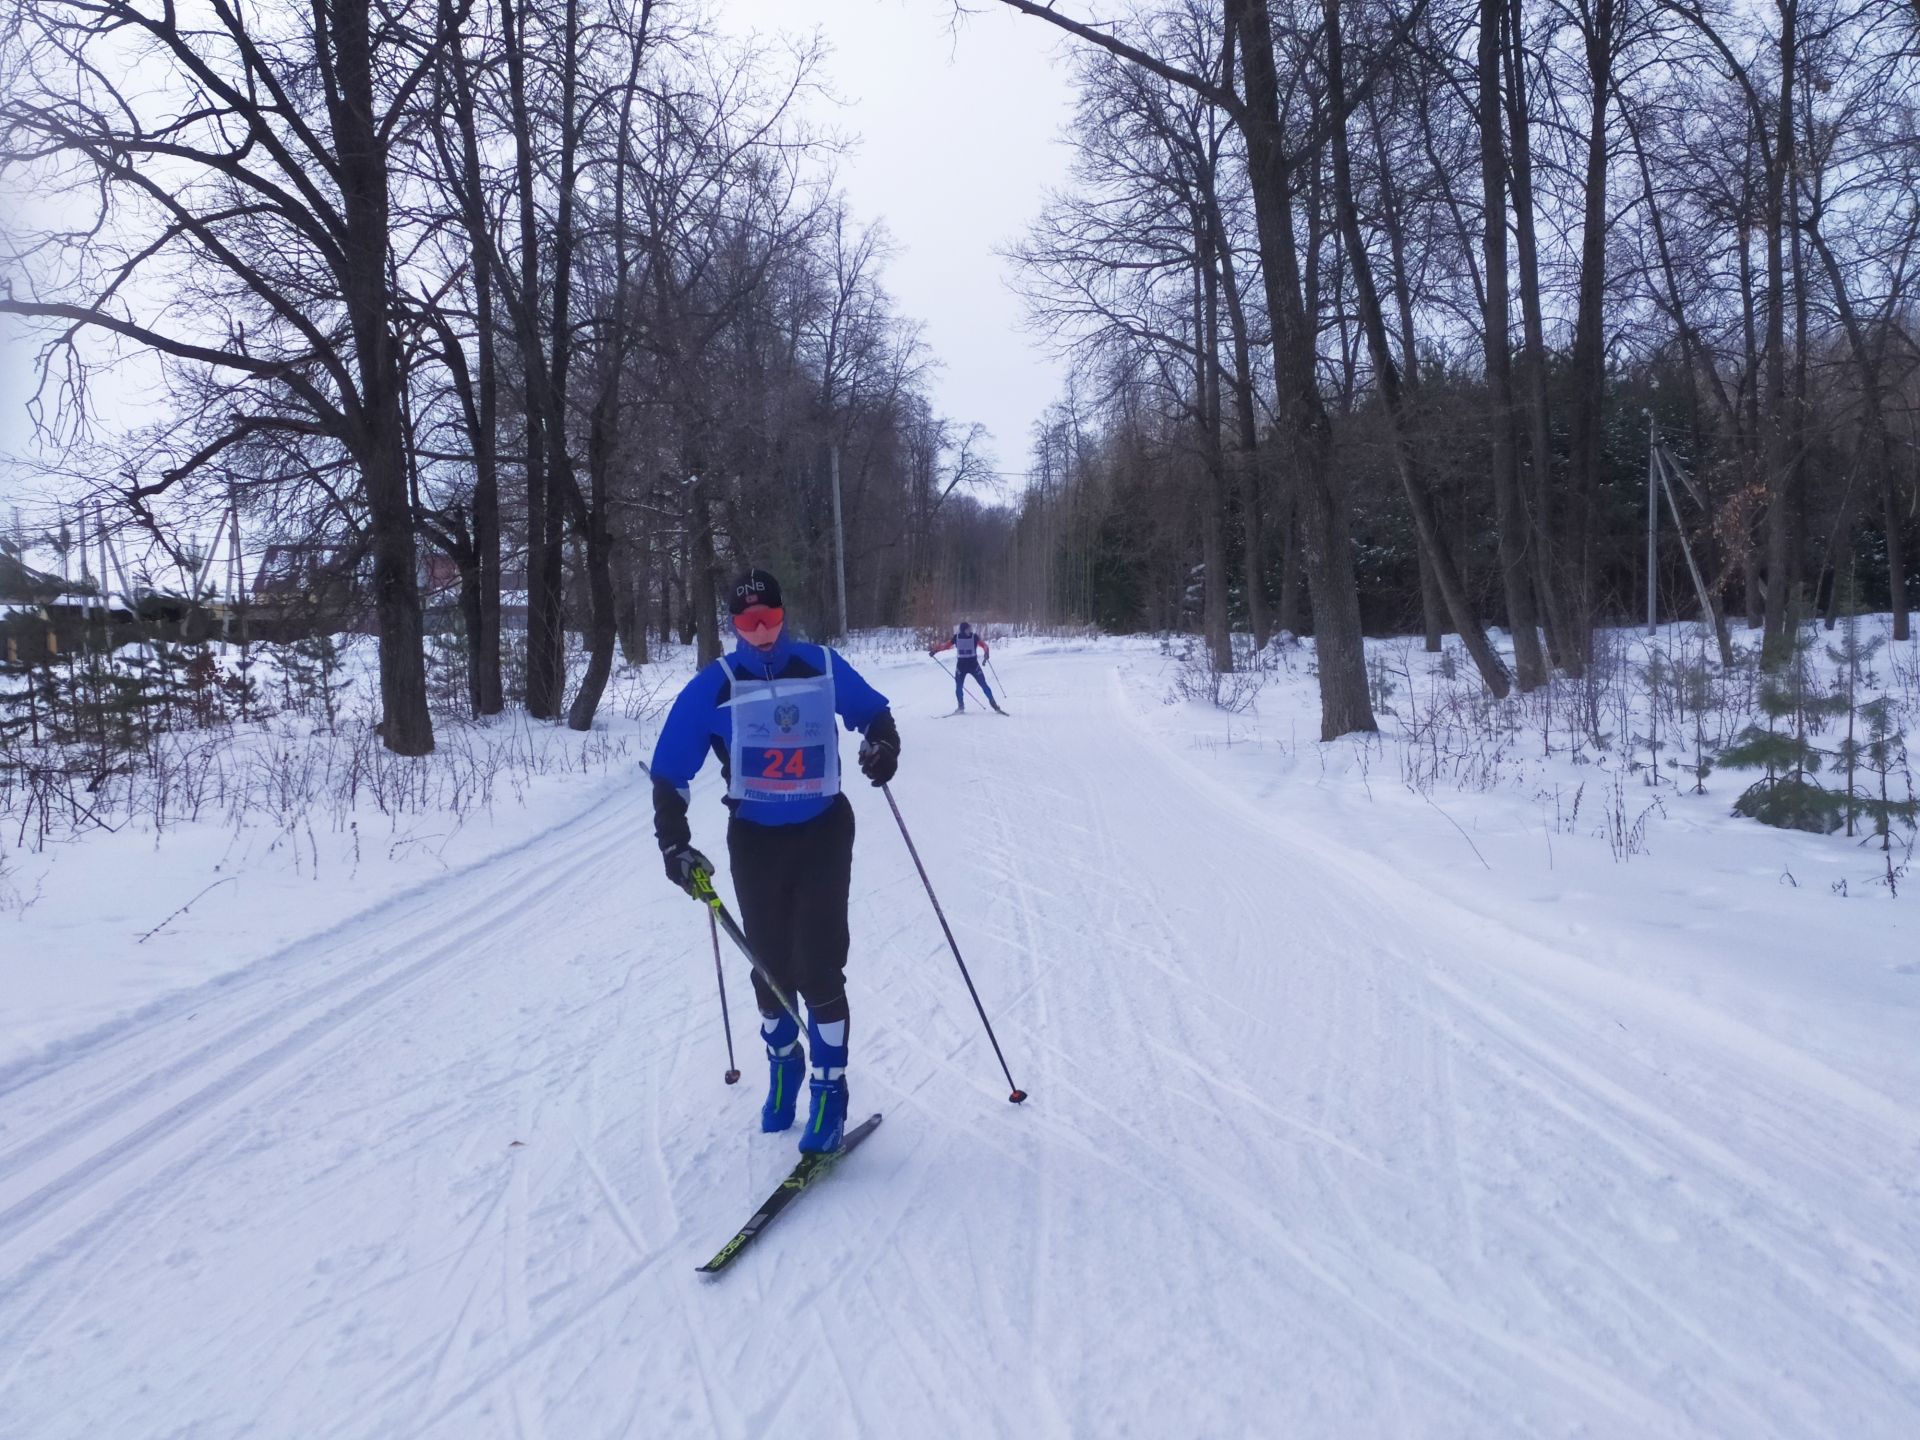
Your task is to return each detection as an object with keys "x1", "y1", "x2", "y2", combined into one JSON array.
[{"x1": 2, "y1": 629, "x2": 1918, "y2": 1437}]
